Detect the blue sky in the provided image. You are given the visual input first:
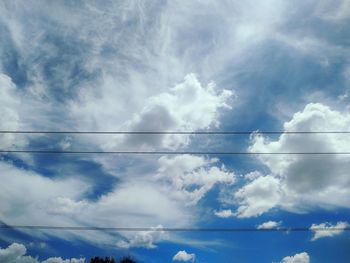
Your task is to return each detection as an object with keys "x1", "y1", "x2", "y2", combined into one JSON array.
[{"x1": 0, "y1": 0, "x2": 350, "y2": 262}]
